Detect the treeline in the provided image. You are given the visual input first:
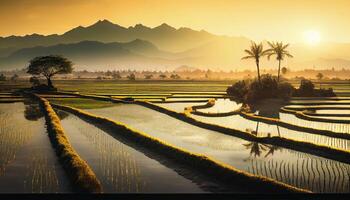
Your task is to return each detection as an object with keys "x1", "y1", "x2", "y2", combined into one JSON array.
[{"x1": 1, "y1": 68, "x2": 350, "y2": 81}]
